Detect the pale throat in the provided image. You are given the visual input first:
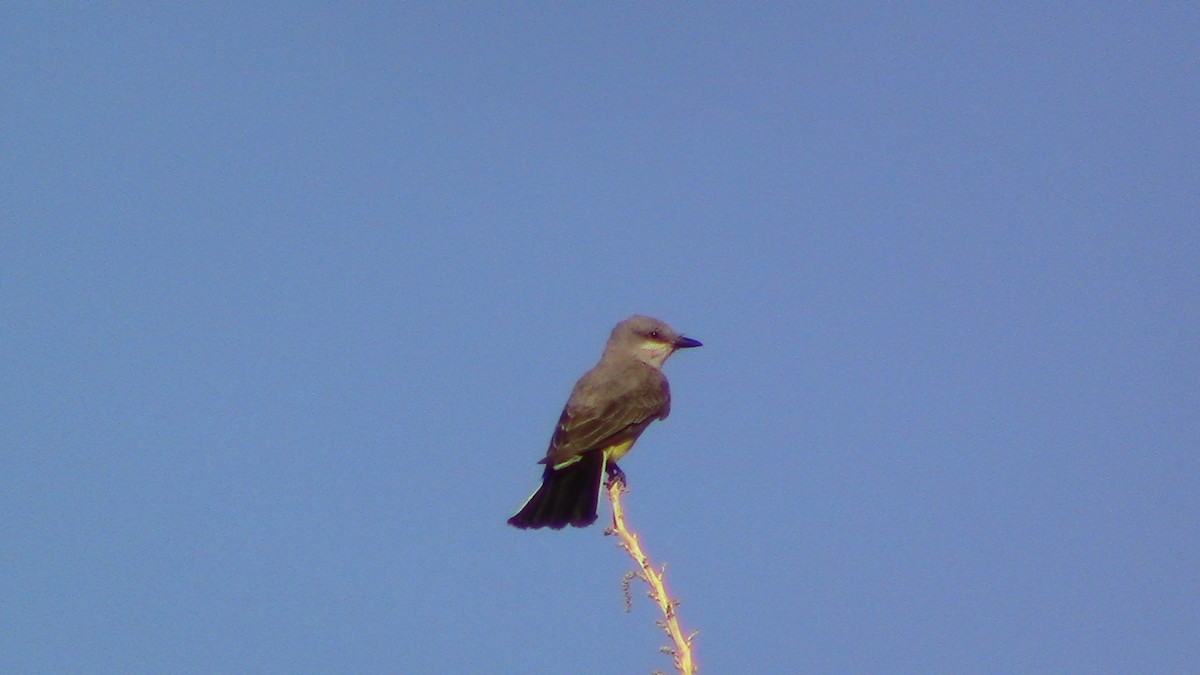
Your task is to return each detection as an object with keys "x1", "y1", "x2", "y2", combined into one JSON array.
[{"x1": 635, "y1": 340, "x2": 674, "y2": 368}]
